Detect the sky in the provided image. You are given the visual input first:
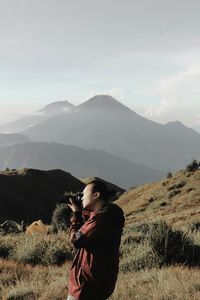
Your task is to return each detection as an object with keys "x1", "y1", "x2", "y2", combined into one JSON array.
[{"x1": 0, "y1": 0, "x2": 200, "y2": 128}]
